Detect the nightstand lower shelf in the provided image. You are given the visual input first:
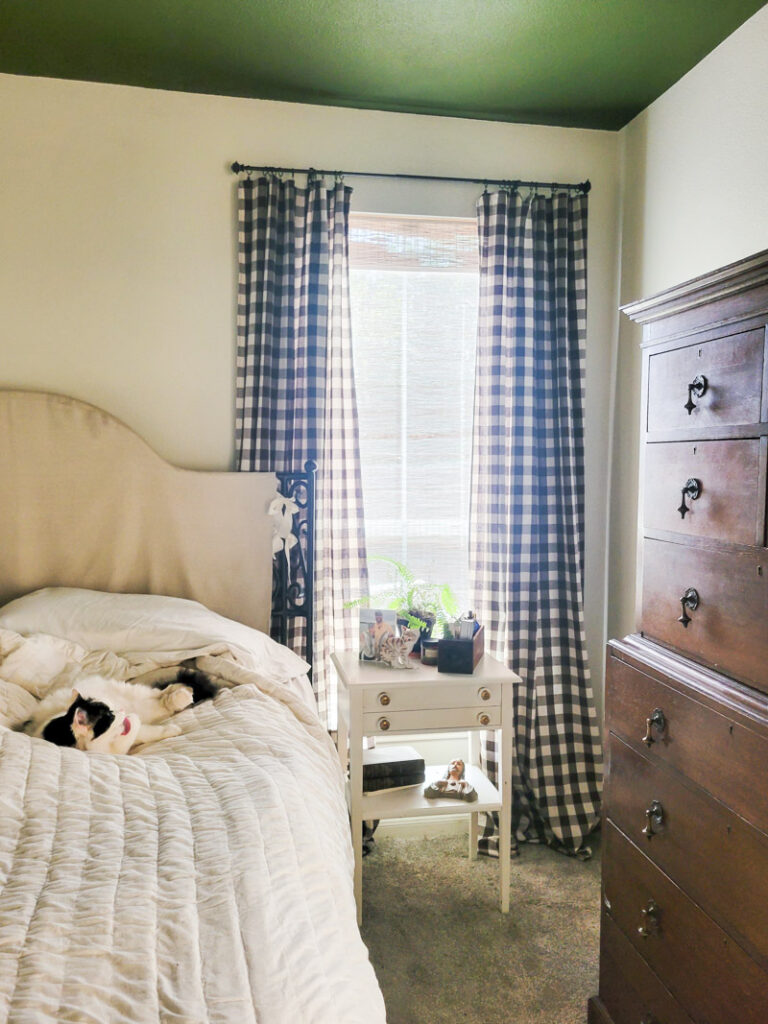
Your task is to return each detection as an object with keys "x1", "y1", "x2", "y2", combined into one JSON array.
[{"x1": 356, "y1": 764, "x2": 501, "y2": 819}]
